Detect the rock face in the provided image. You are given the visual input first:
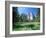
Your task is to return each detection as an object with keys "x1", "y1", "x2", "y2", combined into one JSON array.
[{"x1": 27, "y1": 12, "x2": 33, "y2": 21}]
